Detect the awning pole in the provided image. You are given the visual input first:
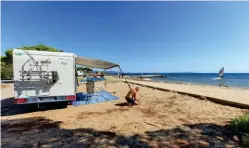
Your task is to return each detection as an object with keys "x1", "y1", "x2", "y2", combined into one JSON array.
[
  {"x1": 104, "y1": 69, "x2": 107, "y2": 86},
  {"x1": 118, "y1": 66, "x2": 131, "y2": 90}
]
